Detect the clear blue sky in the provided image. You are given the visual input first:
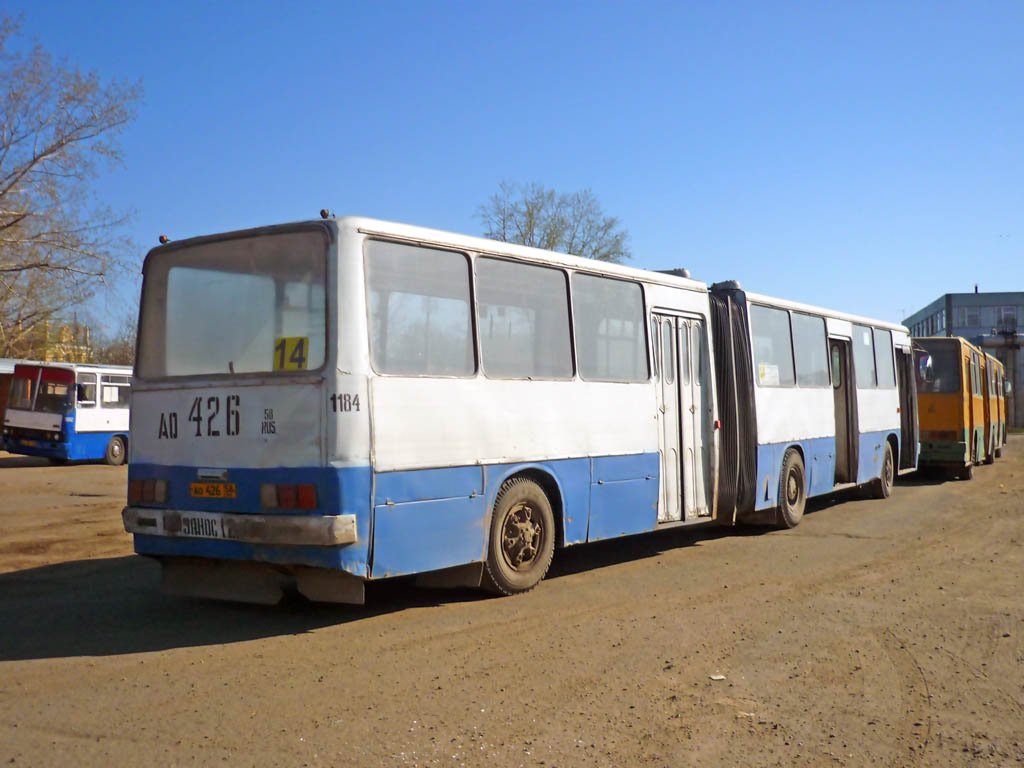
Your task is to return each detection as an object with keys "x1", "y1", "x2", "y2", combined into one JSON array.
[{"x1": 8, "y1": 0, "x2": 1023, "y2": 332}]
